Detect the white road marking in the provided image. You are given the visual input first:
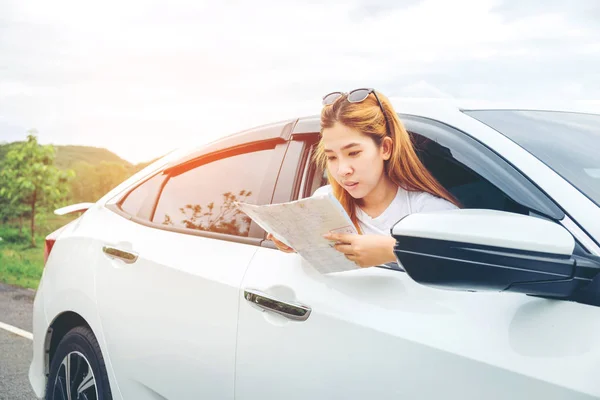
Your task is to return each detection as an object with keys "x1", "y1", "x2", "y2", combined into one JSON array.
[{"x1": 0, "y1": 321, "x2": 33, "y2": 340}]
